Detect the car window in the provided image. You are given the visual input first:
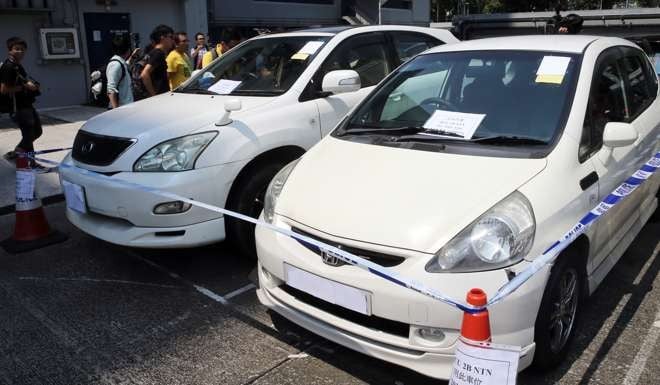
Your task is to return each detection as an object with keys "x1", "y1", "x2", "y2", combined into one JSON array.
[
  {"x1": 343, "y1": 50, "x2": 580, "y2": 148},
  {"x1": 619, "y1": 53, "x2": 654, "y2": 118},
  {"x1": 580, "y1": 50, "x2": 627, "y2": 162},
  {"x1": 178, "y1": 35, "x2": 329, "y2": 96},
  {"x1": 390, "y1": 32, "x2": 443, "y2": 63},
  {"x1": 381, "y1": 66, "x2": 449, "y2": 121},
  {"x1": 318, "y1": 32, "x2": 390, "y2": 88}
]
